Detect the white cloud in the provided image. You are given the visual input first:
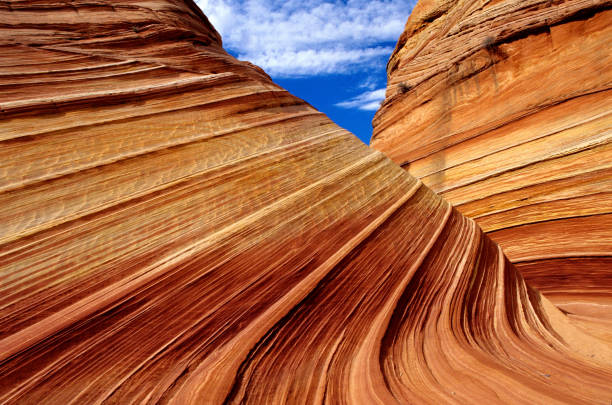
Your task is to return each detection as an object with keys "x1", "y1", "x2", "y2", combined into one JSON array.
[
  {"x1": 195, "y1": 0, "x2": 415, "y2": 77},
  {"x1": 335, "y1": 88, "x2": 386, "y2": 111},
  {"x1": 359, "y1": 76, "x2": 380, "y2": 90}
]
